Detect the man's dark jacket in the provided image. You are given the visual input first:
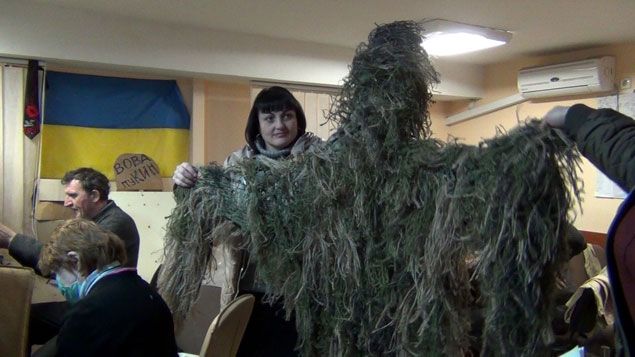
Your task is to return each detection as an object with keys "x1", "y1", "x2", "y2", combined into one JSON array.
[
  {"x1": 563, "y1": 103, "x2": 635, "y2": 191},
  {"x1": 563, "y1": 104, "x2": 635, "y2": 355}
]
